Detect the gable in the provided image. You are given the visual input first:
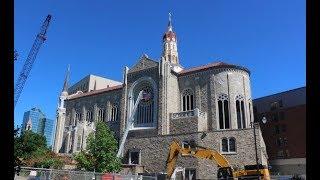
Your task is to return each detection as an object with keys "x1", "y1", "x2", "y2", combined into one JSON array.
[{"x1": 128, "y1": 54, "x2": 158, "y2": 73}]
